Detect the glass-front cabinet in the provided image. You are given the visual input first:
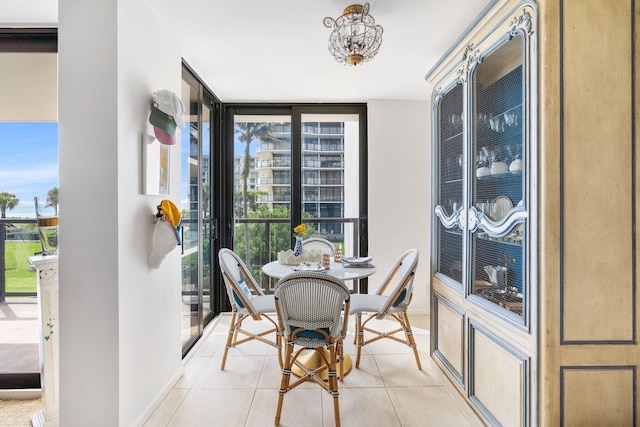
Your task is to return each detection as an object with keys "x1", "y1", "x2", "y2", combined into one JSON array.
[
  {"x1": 434, "y1": 29, "x2": 531, "y2": 324},
  {"x1": 428, "y1": 2, "x2": 537, "y2": 425}
]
